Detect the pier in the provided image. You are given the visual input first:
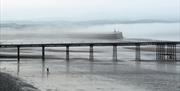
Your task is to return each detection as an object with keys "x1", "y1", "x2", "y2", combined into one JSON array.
[{"x1": 0, "y1": 41, "x2": 180, "y2": 61}]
